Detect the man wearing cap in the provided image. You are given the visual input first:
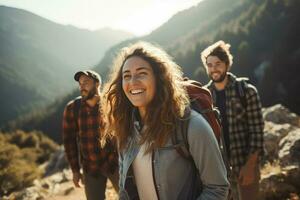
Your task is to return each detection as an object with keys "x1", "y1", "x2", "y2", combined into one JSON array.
[{"x1": 62, "y1": 70, "x2": 118, "y2": 200}]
